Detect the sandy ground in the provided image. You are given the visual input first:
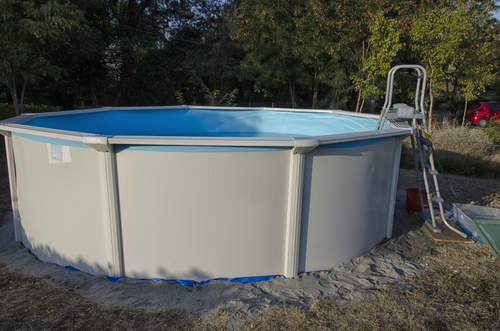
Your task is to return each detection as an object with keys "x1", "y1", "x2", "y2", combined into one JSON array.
[{"x1": 0, "y1": 185, "x2": 434, "y2": 328}]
